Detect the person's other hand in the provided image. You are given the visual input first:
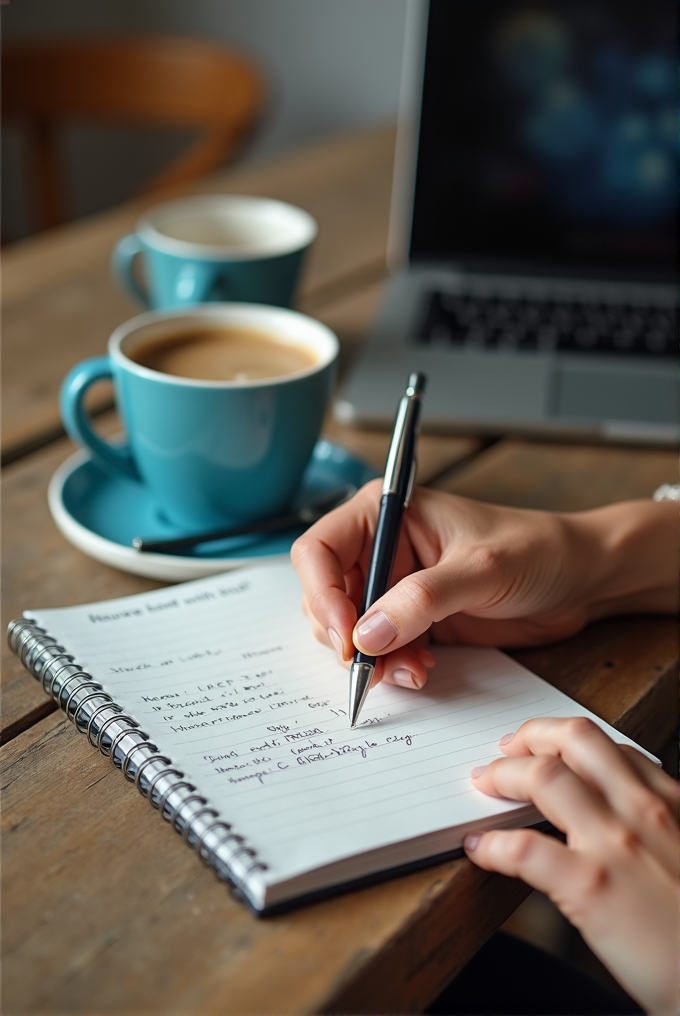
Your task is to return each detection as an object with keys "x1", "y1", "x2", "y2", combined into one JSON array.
[
  {"x1": 463, "y1": 717, "x2": 679, "y2": 1016},
  {"x1": 291, "y1": 481, "x2": 675, "y2": 690}
]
